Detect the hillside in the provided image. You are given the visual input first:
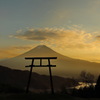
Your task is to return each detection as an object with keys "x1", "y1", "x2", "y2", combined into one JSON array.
[{"x1": 0, "y1": 65, "x2": 78, "y2": 92}]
